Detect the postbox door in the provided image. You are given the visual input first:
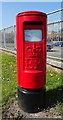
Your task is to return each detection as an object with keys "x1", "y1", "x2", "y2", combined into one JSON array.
[
  {"x1": 23, "y1": 22, "x2": 43, "y2": 72},
  {"x1": 24, "y1": 31, "x2": 43, "y2": 71}
]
